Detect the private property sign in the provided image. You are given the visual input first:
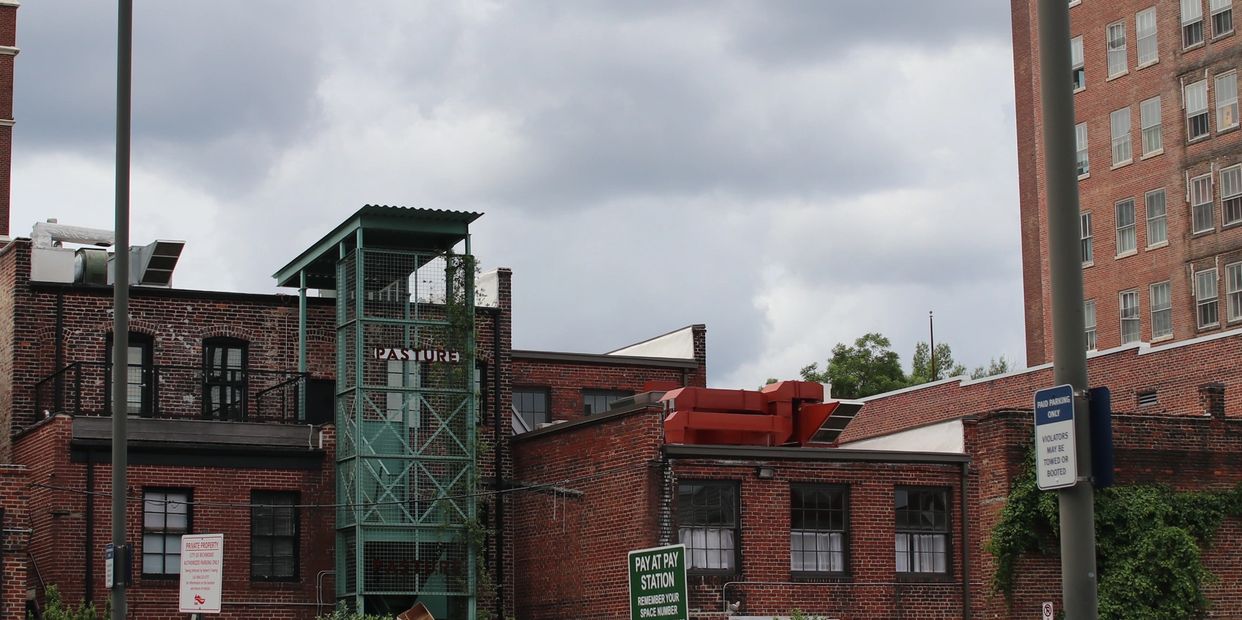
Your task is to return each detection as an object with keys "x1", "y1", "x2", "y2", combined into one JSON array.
[
  {"x1": 1034, "y1": 384, "x2": 1078, "y2": 490},
  {"x1": 179, "y1": 533, "x2": 224, "y2": 614},
  {"x1": 628, "y1": 544, "x2": 688, "y2": 620}
]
